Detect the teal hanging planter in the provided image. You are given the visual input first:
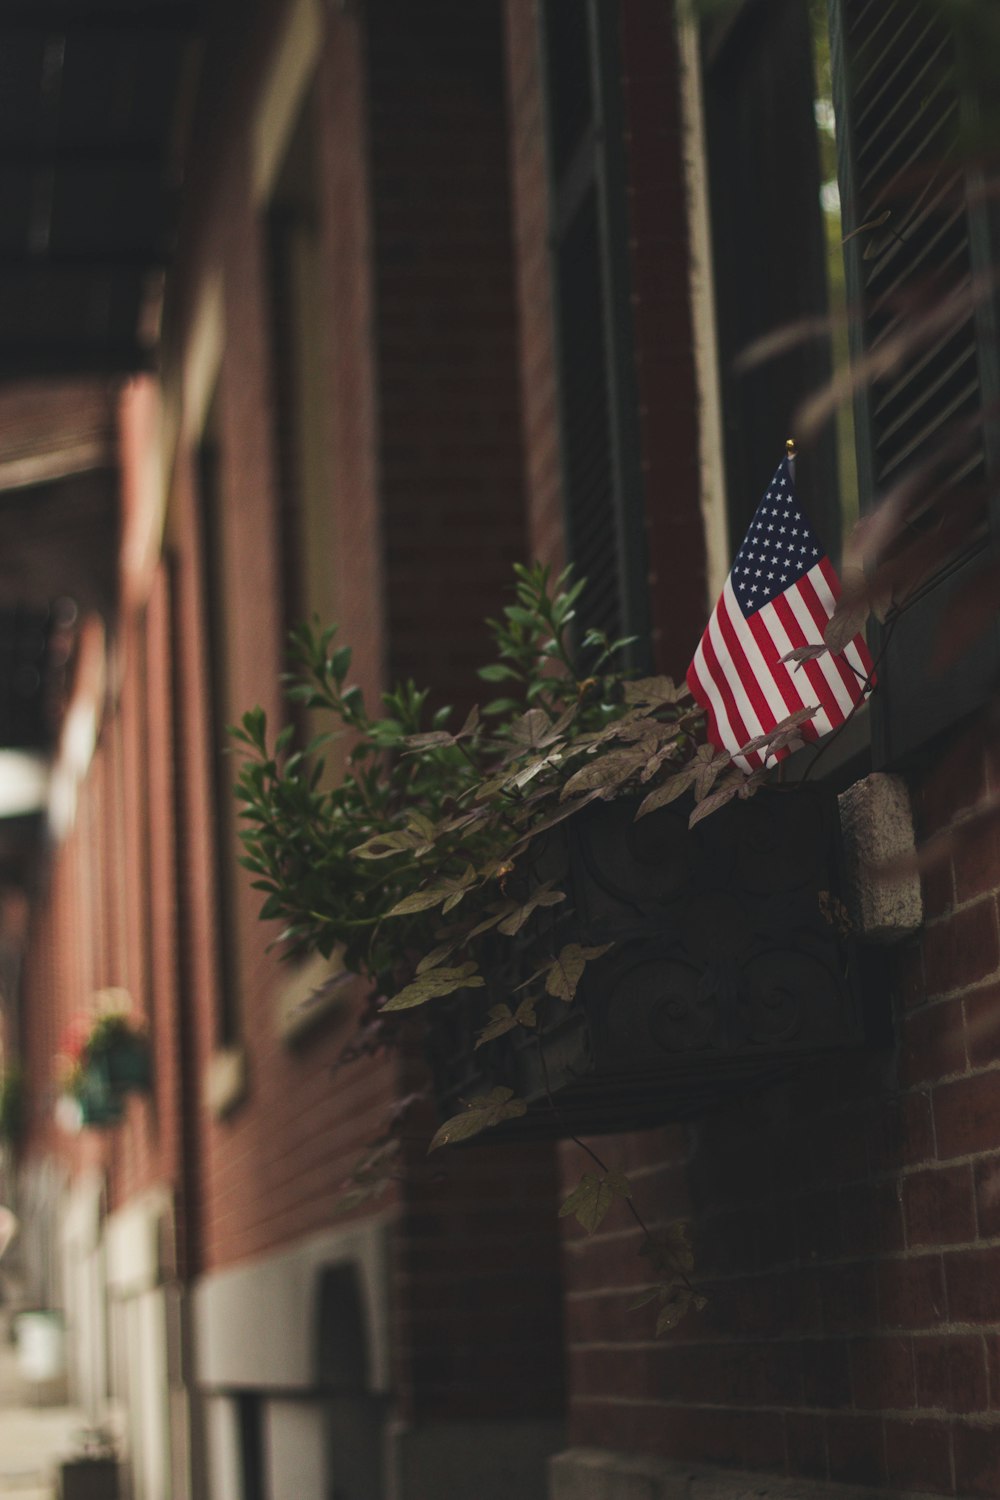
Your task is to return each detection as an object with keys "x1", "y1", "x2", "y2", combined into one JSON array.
[
  {"x1": 98, "y1": 1036, "x2": 152, "y2": 1095},
  {"x1": 76, "y1": 1067, "x2": 125, "y2": 1128}
]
